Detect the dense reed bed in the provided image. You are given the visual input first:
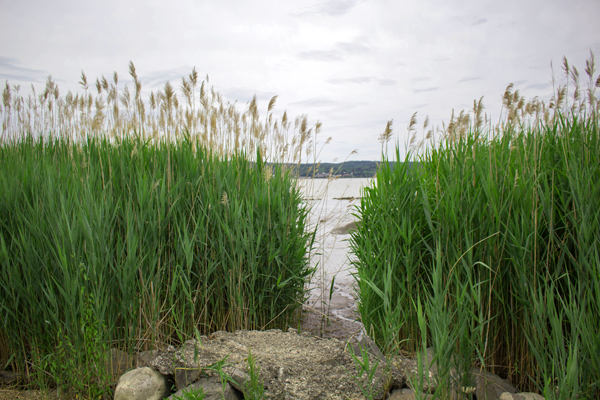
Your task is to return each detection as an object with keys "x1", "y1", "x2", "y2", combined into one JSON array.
[
  {"x1": 0, "y1": 64, "x2": 325, "y2": 397},
  {"x1": 351, "y1": 54, "x2": 600, "y2": 399}
]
